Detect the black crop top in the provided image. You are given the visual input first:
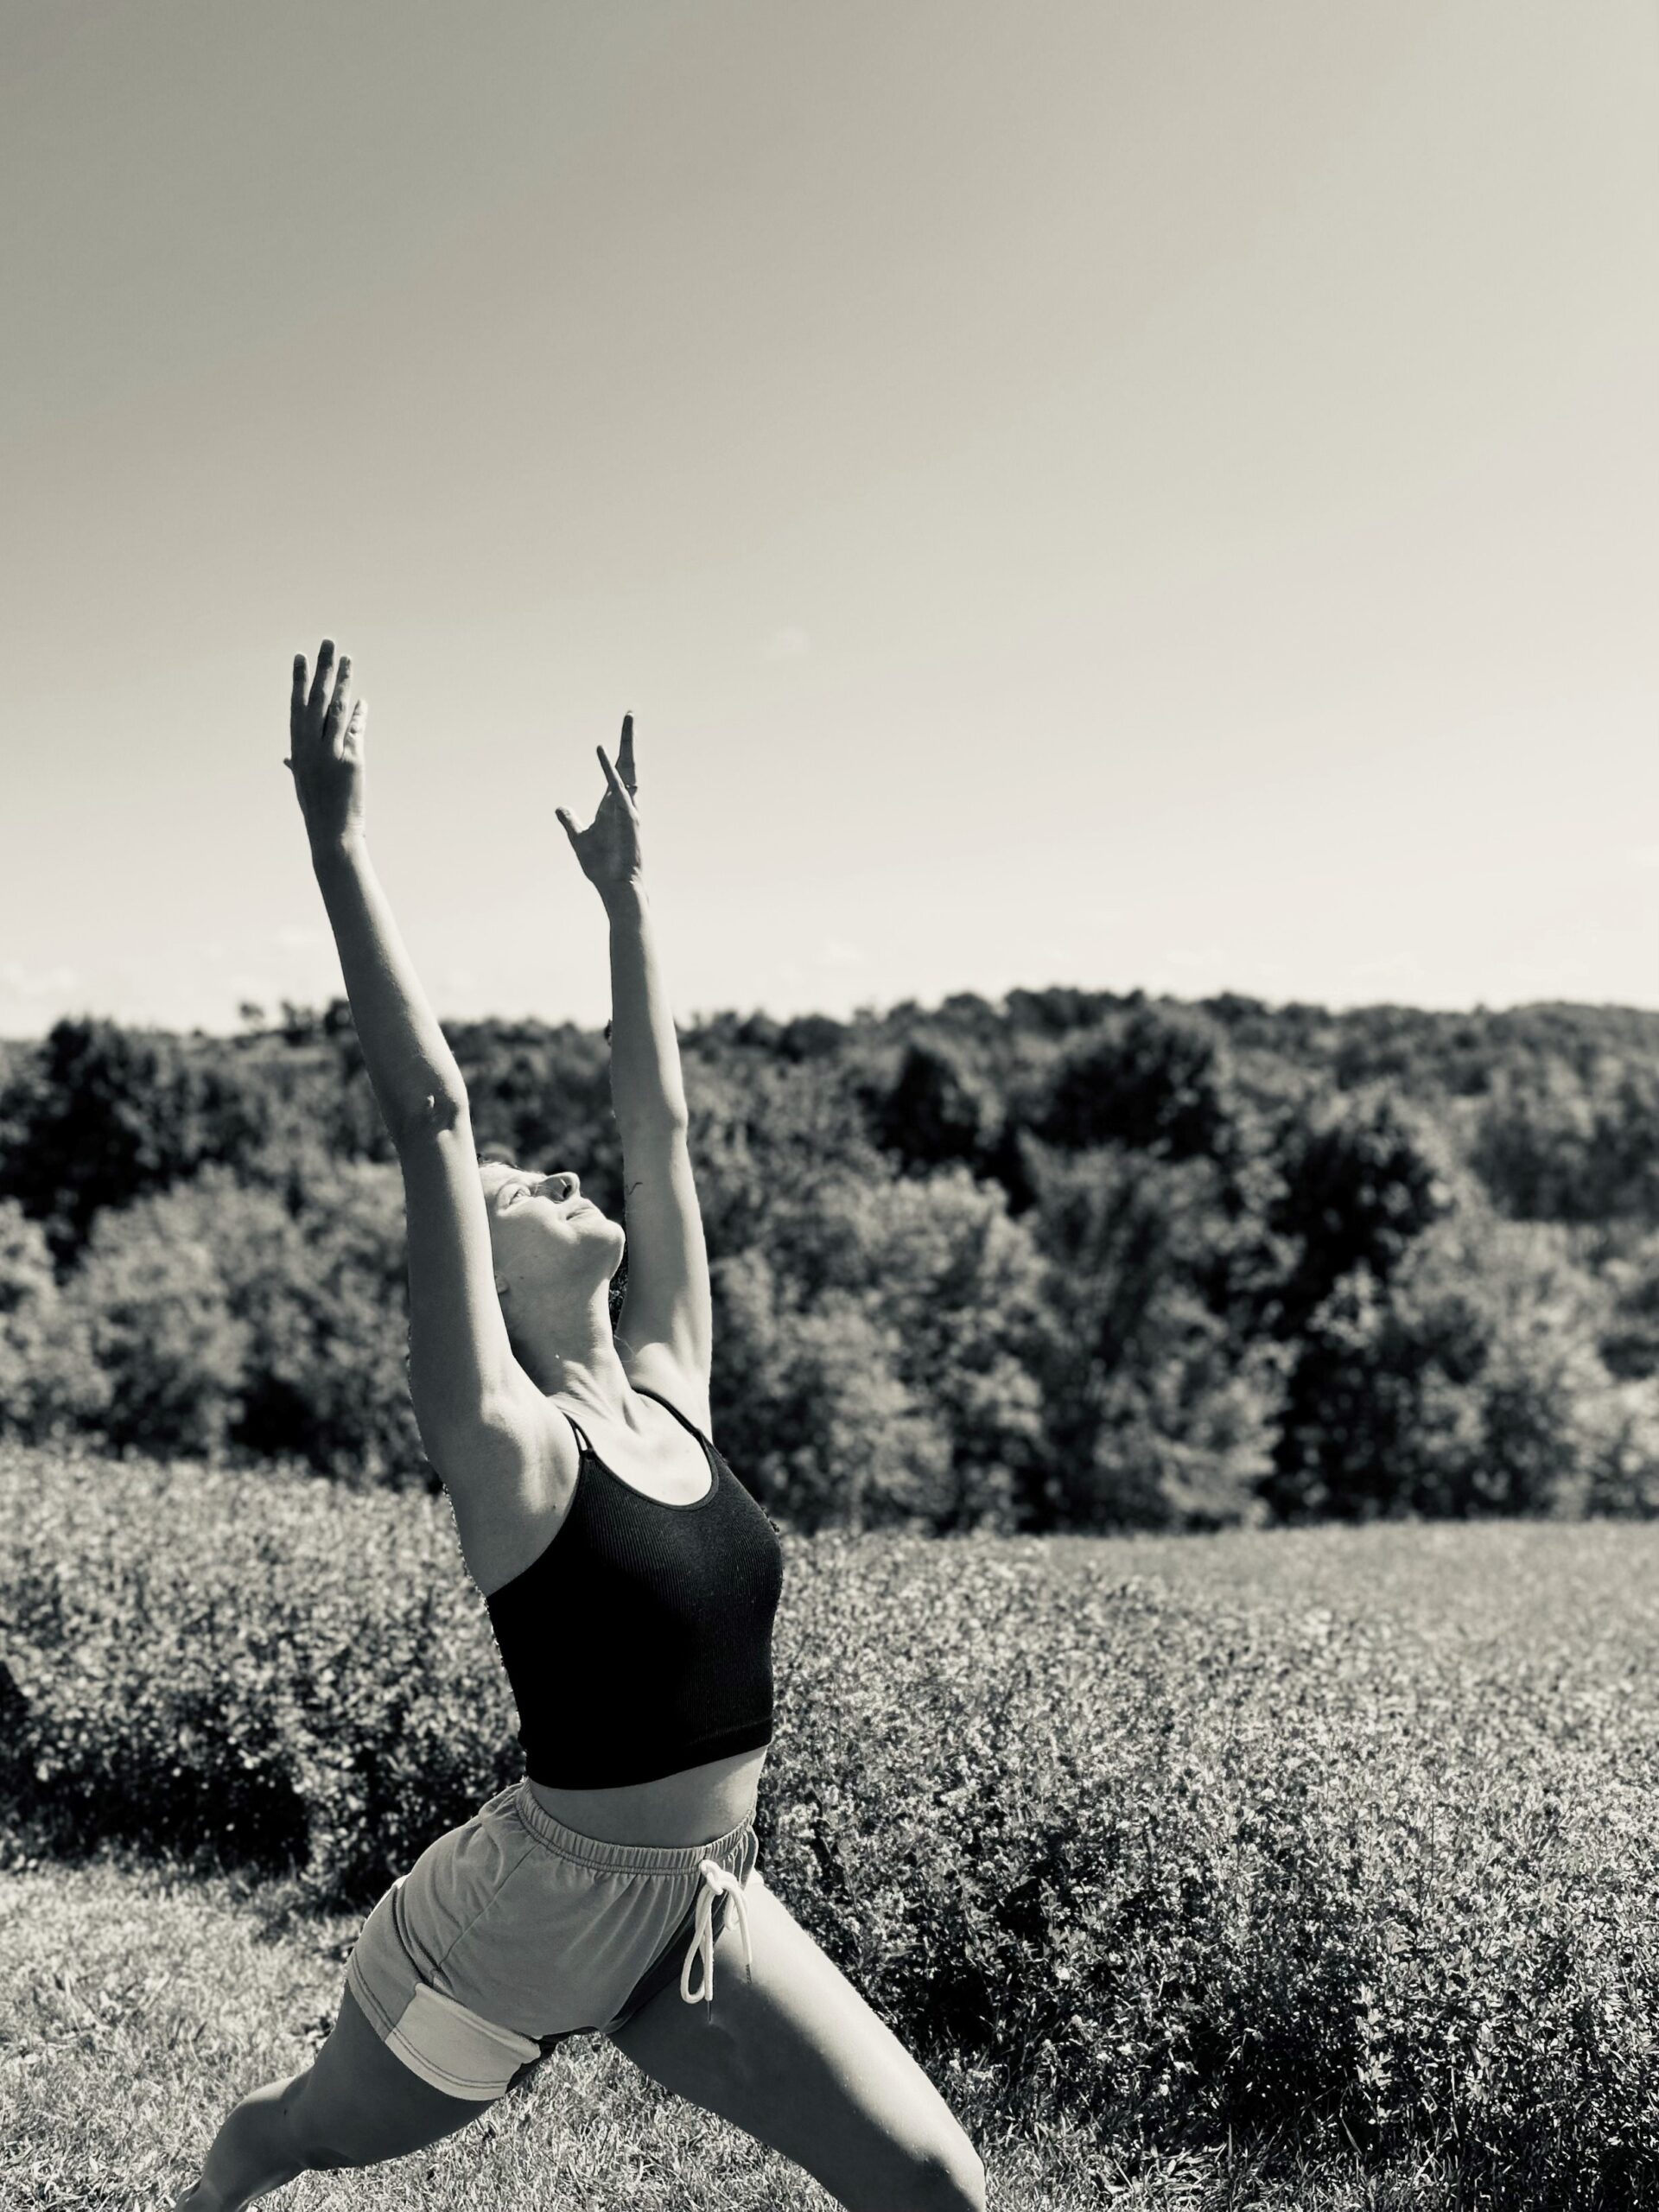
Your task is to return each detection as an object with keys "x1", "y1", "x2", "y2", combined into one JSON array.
[{"x1": 483, "y1": 1385, "x2": 785, "y2": 1789}]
